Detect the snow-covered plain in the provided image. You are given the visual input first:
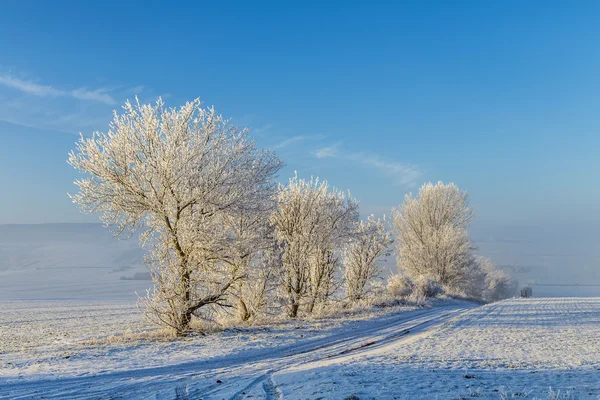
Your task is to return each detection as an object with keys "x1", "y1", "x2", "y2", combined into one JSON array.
[
  {"x1": 0, "y1": 300, "x2": 436, "y2": 381},
  {"x1": 0, "y1": 299, "x2": 466, "y2": 398},
  {"x1": 2, "y1": 298, "x2": 600, "y2": 399},
  {"x1": 274, "y1": 298, "x2": 600, "y2": 399},
  {"x1": 0, "y1": 224, "x2": 149, "y2": 301}
]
